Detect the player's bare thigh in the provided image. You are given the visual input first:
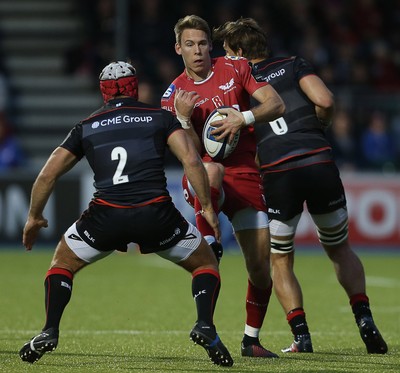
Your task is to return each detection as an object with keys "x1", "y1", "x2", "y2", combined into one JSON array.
[
  {"x1": 179, "y1": 238, "x2": 219, "y2": 273},
  {"x1": 49, "y1": 236, "x2": 88, "y2": 274},
  {"x1": 204, "y1": 162, "x2": 225, "y2": 189},
  {"x1": 233, "y1": 208, "x2": 271, "y2": 287}
]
